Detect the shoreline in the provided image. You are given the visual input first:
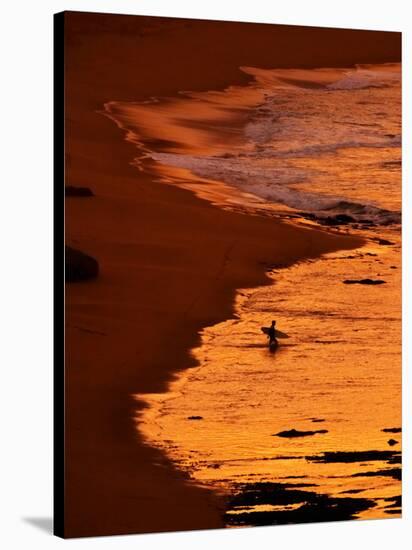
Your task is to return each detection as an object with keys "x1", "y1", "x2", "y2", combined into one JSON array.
[
  {"x1": 64, "y1": 12, "x2": 398, "y2": 537},
  {"x1": 65, "y1": 141, "x2": 364, "y2": 536}
]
